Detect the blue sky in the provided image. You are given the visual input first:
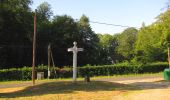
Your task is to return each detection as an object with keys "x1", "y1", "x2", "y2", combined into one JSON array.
[{"x1": 31, "y1": 0, "x2": 167, "y2": 34}]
